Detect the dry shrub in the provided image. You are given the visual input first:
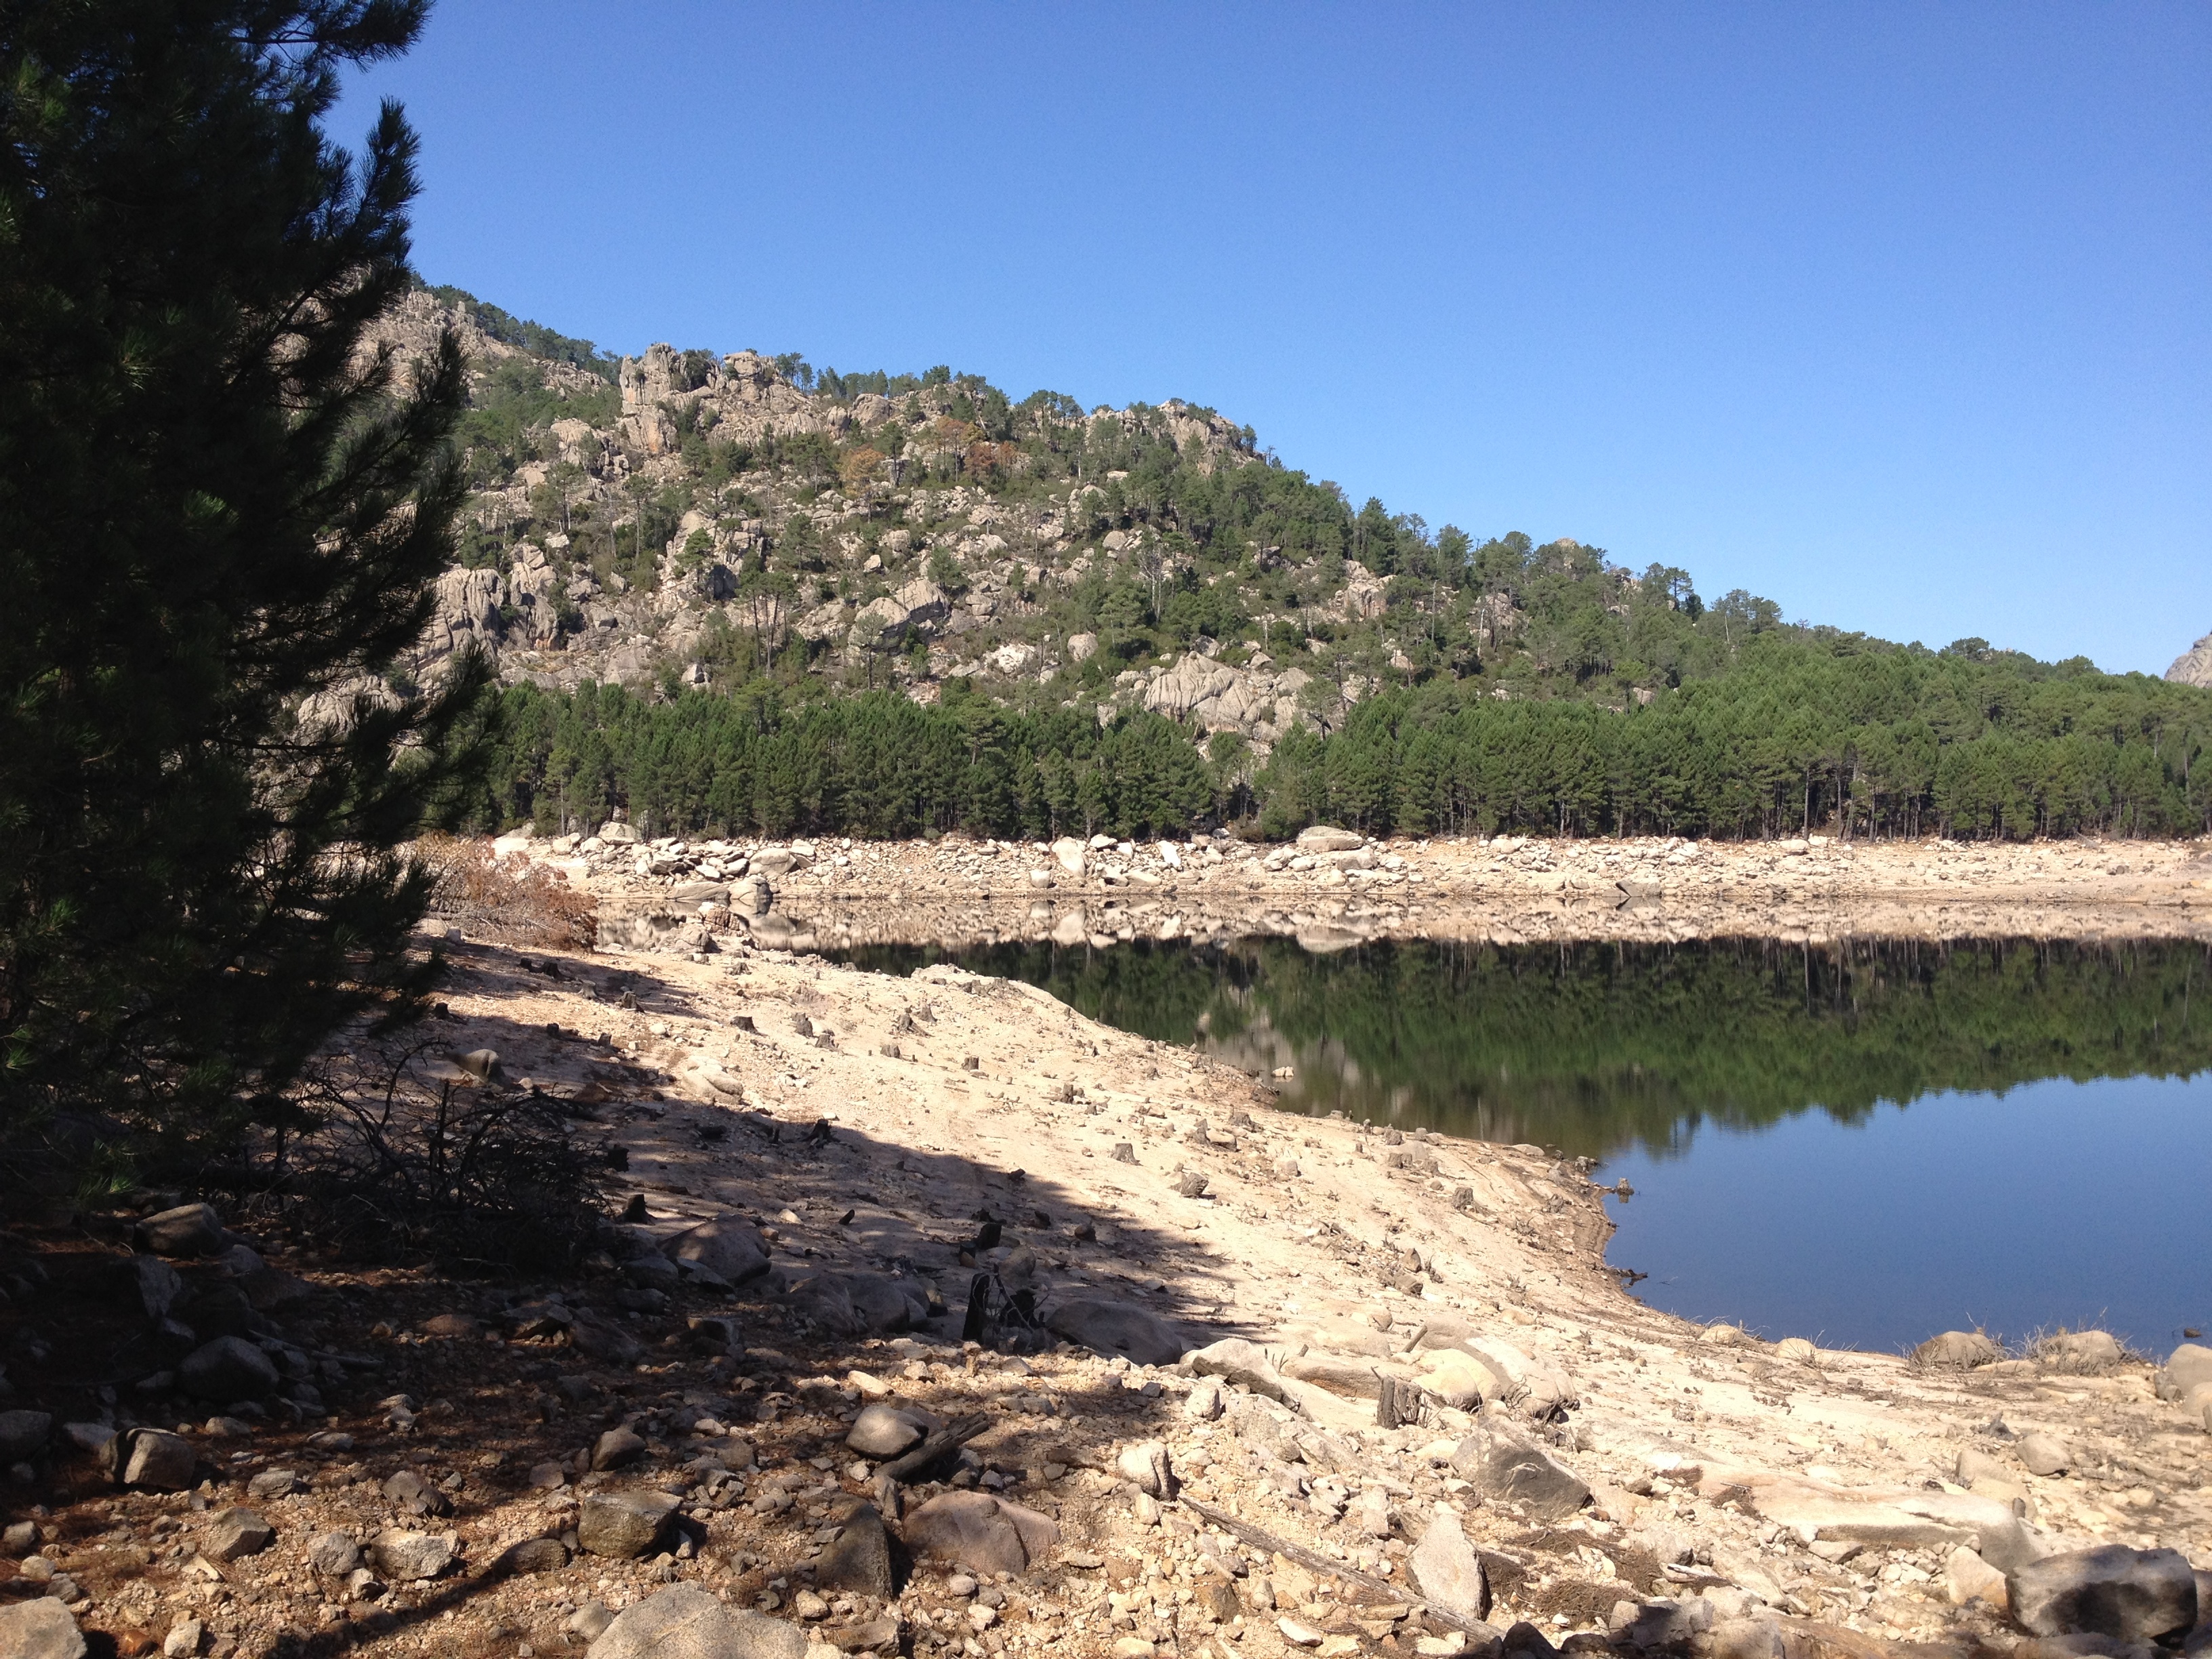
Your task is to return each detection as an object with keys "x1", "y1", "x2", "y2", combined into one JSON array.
[{"x1": 414, "y1": 832, "x2": 596, "y2": 948}]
